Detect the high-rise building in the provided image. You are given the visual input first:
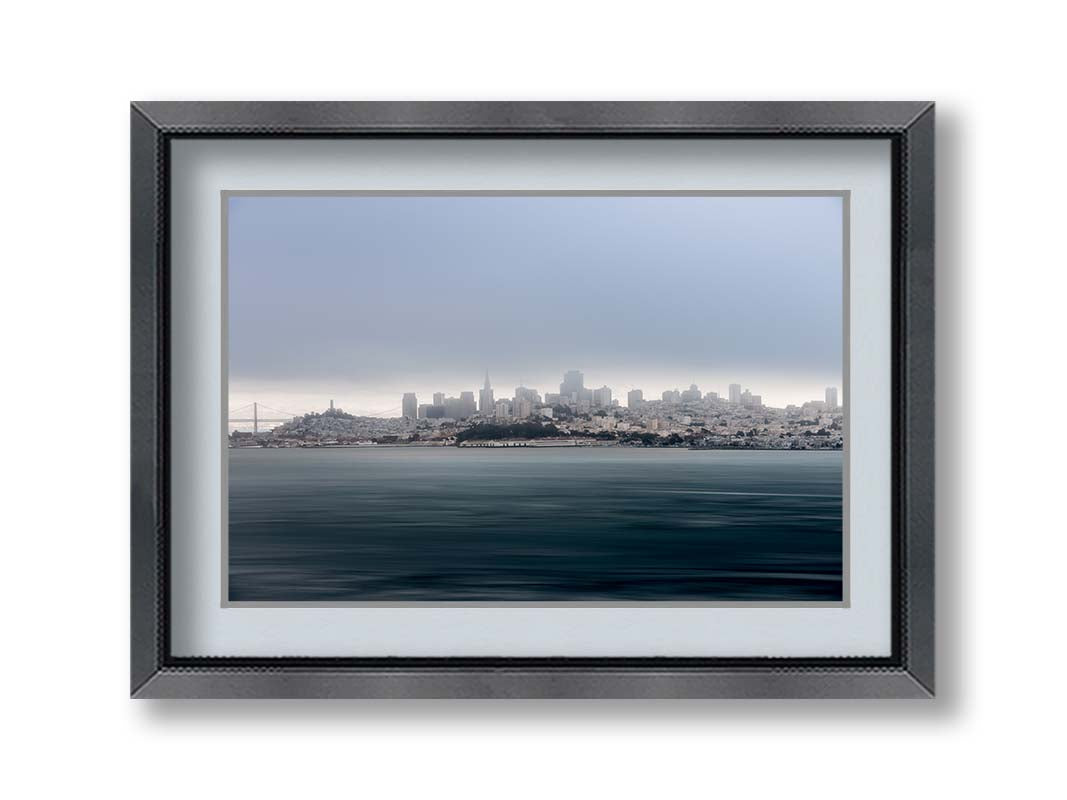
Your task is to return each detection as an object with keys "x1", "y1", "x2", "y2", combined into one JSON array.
[
  {"x1": 662, "y1": 389, "x2": 681, "y2": 404},
  {"x1": 627, "y1": 389, "x2": 644, "y2": 408},
  {"x1": 593, "y1": 385, "x2": 612, "y2": 408},
  {"x1": 825, "y1": 386, "x2": 839, "y2": 409},
  {"x1": 560, "y1": 370, "x2": 584, "y2": 399},
  {"x1": 515, "y1": 386, "x2": 541, "y2": 405},
  {"x1": 479, "y1": 371, "x2": 495, "y2": 414},
  {"x1": 494, "y1": 399, "x2": 511, "y2": 419},
  {"x1": 433, "y1": 392, "x2": 445, "y2": 407},
  {"x1": 681, "y1": 384, "x2": 701, "y2": 402},
  {"x1": 740, "y1": 390, "x2": 763, "y2": 409},
  {"x1": 442, "y1": 397, "x2": 463, "y2": 418},
  {"x1": 459, "y1": 391, "x2": 477, "y2": 418},
  {"x1": 513, "y1": 397, "x2": 533, "y2": 419},
  {"x1": 401, "y1": 393, "x2": 417, "y2": 419},
  {"x1": 729, "y1": 383, "x2": 742, "y2": 404},
  {"x1": 441, "y1": 393, "x2": 477, "y2": 419},
  {"x1": 705, "y1": 391, "x2": 719, "y2": 401}
]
